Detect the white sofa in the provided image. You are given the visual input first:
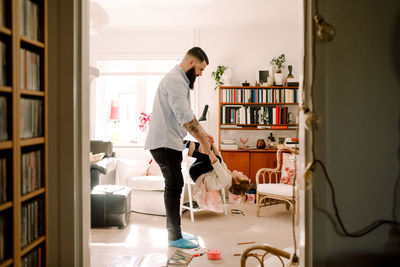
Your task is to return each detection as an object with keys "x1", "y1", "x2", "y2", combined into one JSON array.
[{"x1": 116, "y1": 158, "x2": 166, "y2": 216}]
